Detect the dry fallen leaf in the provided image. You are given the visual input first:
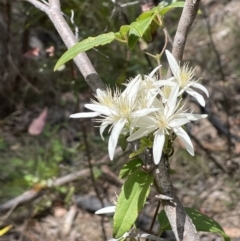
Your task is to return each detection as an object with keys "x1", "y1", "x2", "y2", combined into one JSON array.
[{"x1": 28, "y1": 107, "x2": 48, "y2": 136}]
